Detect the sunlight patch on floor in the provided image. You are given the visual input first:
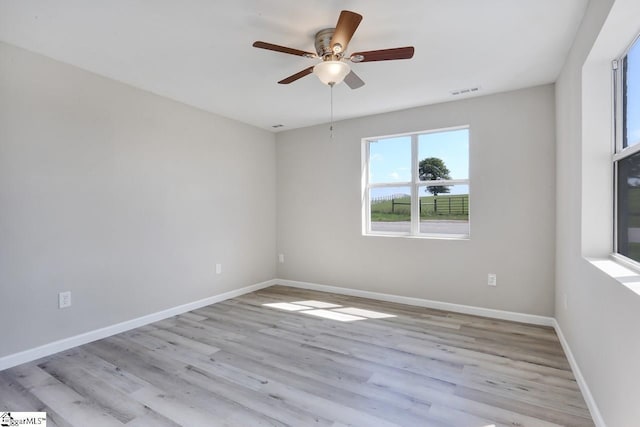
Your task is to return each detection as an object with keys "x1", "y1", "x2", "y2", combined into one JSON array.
[
  {"x1": 262, "y1": 302, "x2": 311, "y2": 311},
  {"x1": 262, "y1": 300, "x2": 397, "y2": 322},
  {"x1": 291, "y1": 300, "x2": 342, "y2": 308},
  {"x1": 302, "y1": 309, "x2": 365, "y2": 322},
  {"x1": 332, "y1": 307, "x2": 396, "y2": 319}
]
